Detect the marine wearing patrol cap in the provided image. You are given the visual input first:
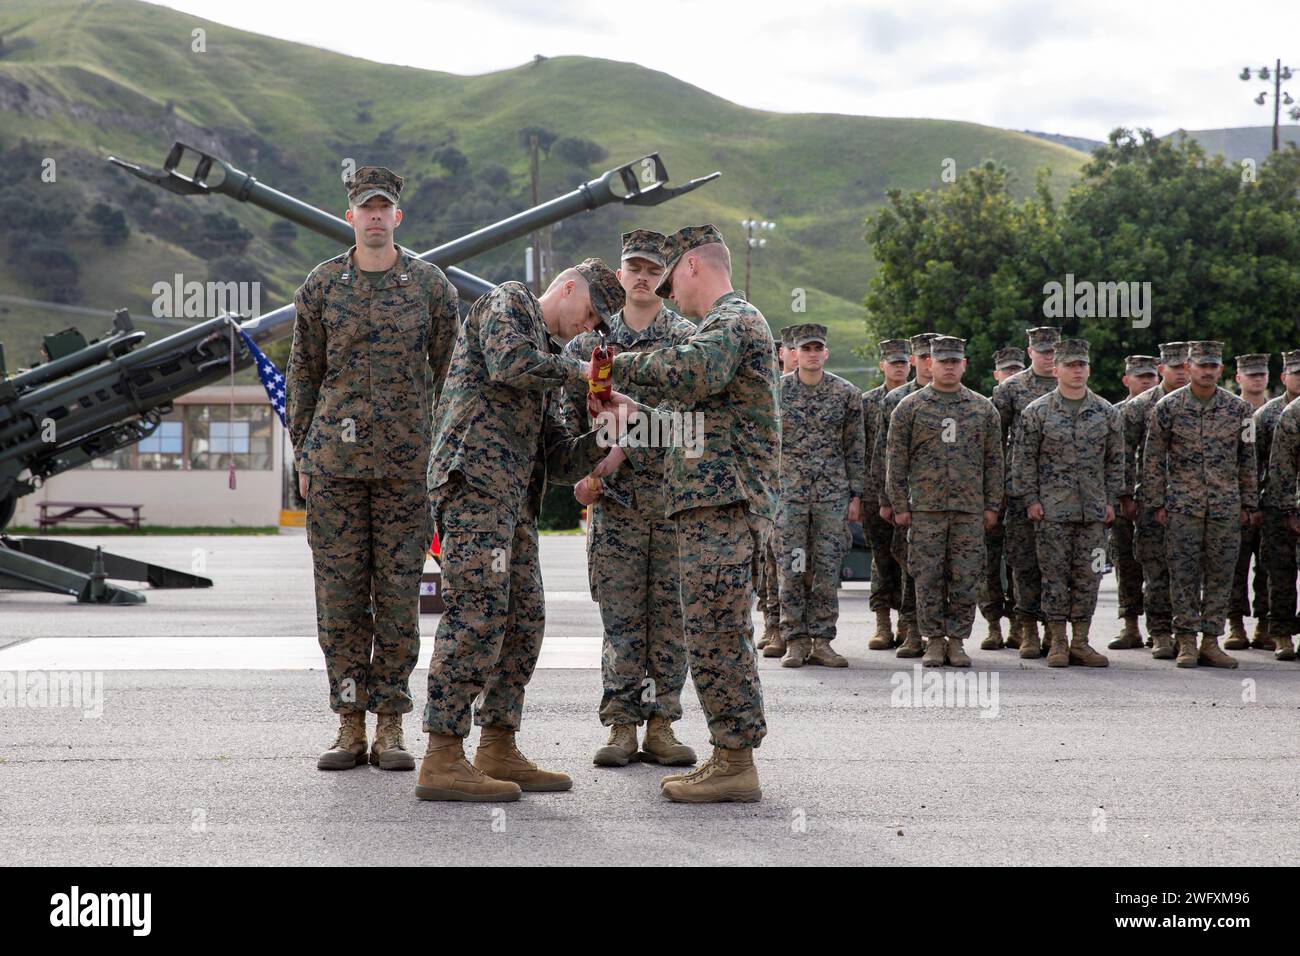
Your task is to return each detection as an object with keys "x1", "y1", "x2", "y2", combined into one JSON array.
[
  {"x1": 909, "y1": 332, "x2": 941, "y2": 356},
  {"x1": 790, "y1": 323, "x2": 828, "y2": 348},
  {"x1": 780, "y1": 326, "x2": 797, "y2": 347},
  {"x1": 994, "y1": 347, "x2": 1026, "y2": 371},
  {"x1": 1159, "y1": 341, "x2": 1190, "y2": 364},
  {"x1": 347, "y1": 165, "x2": 403, "y2": 205},
  {"x1": 1125, "y1": 354, "x2": 1159, "y2": 376},
  {"x1": 1188, "y1": 340, "x2": 1225, "y2": 365},
  {"x1": 1284, "y1": 349, "x2": 1300, "y2": 374},
  {"x1": 1055, "y1": 338, "x2": 1091, "y2": 363},
  {"x1": 572, "y1": 258, "x2": 625, "y2": 327},
  {"x1": 620, "y1": 229, "x2": 667, "y2": 267},
  {"x1": 930, "y1": 336, "x2": 966, "y2": 361},
  {"x1": 1026, "y1": 327, "x2": 1061, "y2": 351},
  {"x1": 656, "y1": 223, "x2": 725, "y2": 297},
  {"x1": 879, "y1": 338, "x2": 910, "y2": 363},
  {"x1": 1235, "y1": 353, "x2": 1270, "y2": 375}
]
